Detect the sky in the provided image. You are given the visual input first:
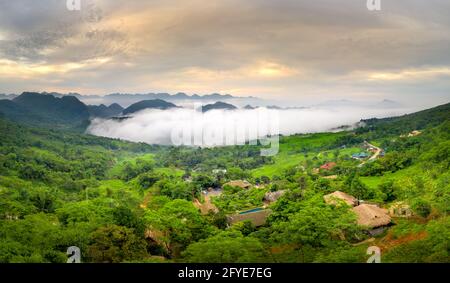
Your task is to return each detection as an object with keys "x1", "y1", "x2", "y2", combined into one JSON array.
[{"x1": 0, "y1": 0, "x2": 449, "y2": 107}]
